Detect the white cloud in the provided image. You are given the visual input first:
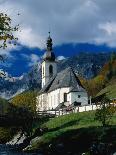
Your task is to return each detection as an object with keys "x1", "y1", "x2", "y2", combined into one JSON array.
[
  {"x1": 57, "y1": 56, "x2": 66, "y2": 61},
  {"x1": 1, "y1": 0, "x2": 116, "y2": 48},
  {"x1": 15, "y1": 27, "x2": 44, "y2": 48},
  {"x1": 21, "y1": 53, "x2": 41, "y2": 67},
  {"x1": 29, "y1": 54, "x2": 40, "y2": 66},
  {"x1": 99, "y1": 22, "x2": 116, "y2": 35}
]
